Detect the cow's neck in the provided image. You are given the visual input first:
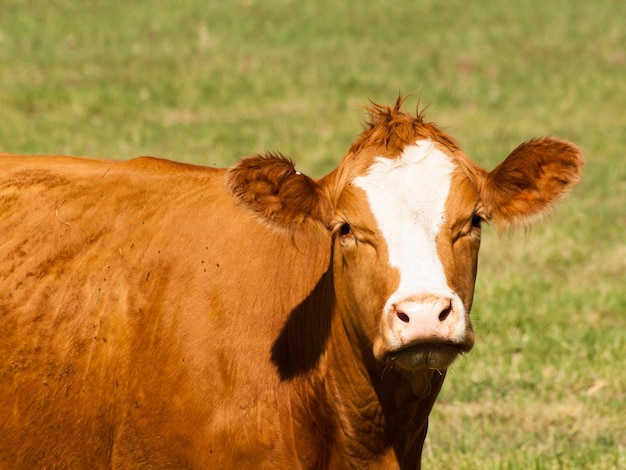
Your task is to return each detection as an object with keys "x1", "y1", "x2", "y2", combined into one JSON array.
[
  {"x1": 274, "y1": 261, "x2": 447, "y2": 468},
  {"x1": 286, "y1": 295, "x2": 446, "y2": 468},
  {"x1": 329, "y1": 311, "x2": 447, "y2": 468},
  {"x1": 369, "y1": 366, "x2": 447, "y2": 468}
]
